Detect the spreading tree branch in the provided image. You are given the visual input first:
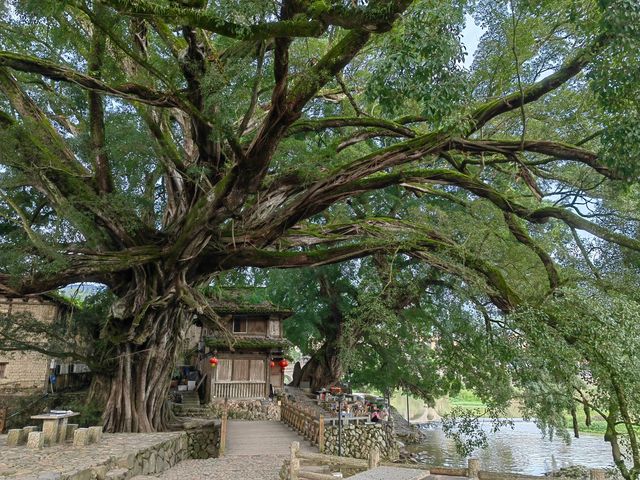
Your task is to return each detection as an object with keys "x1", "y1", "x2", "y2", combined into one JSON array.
[{"x1": 0, "y1": 51, "x2": 182, "y2": 107}]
